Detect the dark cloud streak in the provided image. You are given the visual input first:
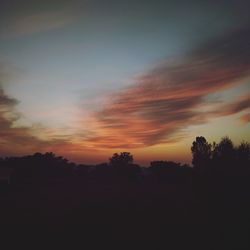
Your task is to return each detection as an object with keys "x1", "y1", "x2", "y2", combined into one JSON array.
[{"x1": 0, "y1": 84, "x2": 72, "y2": 156}]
